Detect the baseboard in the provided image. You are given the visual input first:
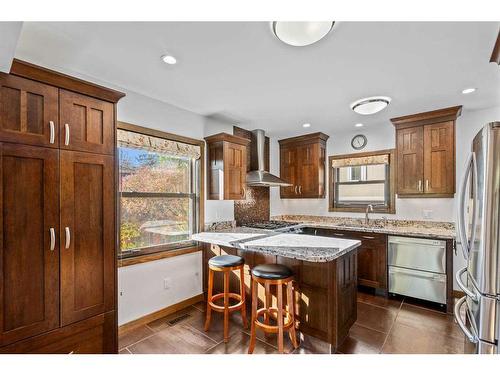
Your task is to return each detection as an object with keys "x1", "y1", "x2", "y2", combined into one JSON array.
[
  {"x1": 118, "y1": 293, "x2": 205, "y2": 334},
  {"x1": 452, "y1": 290, "x2": 465, "y2": 298}
]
